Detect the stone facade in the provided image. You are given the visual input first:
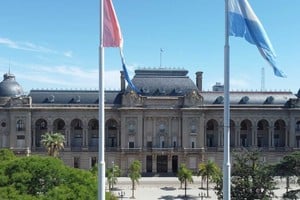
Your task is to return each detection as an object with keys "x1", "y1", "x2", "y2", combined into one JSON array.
[{"x1": 0, "y1": 69, "x2": 300, "y2": 175}]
